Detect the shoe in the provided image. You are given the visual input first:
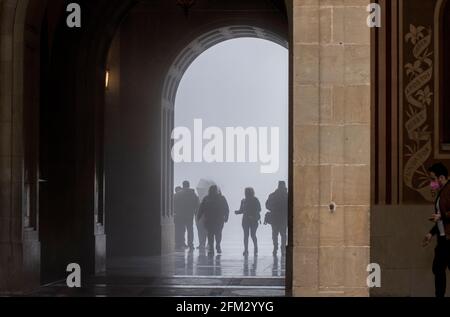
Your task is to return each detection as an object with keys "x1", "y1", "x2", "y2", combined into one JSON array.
[
  {"x1": 243, "y1": 250, "x2": 249, "y2": 256},
  {"x1": 216, "y1": 247, "x2": 222, "y2": 254}
]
